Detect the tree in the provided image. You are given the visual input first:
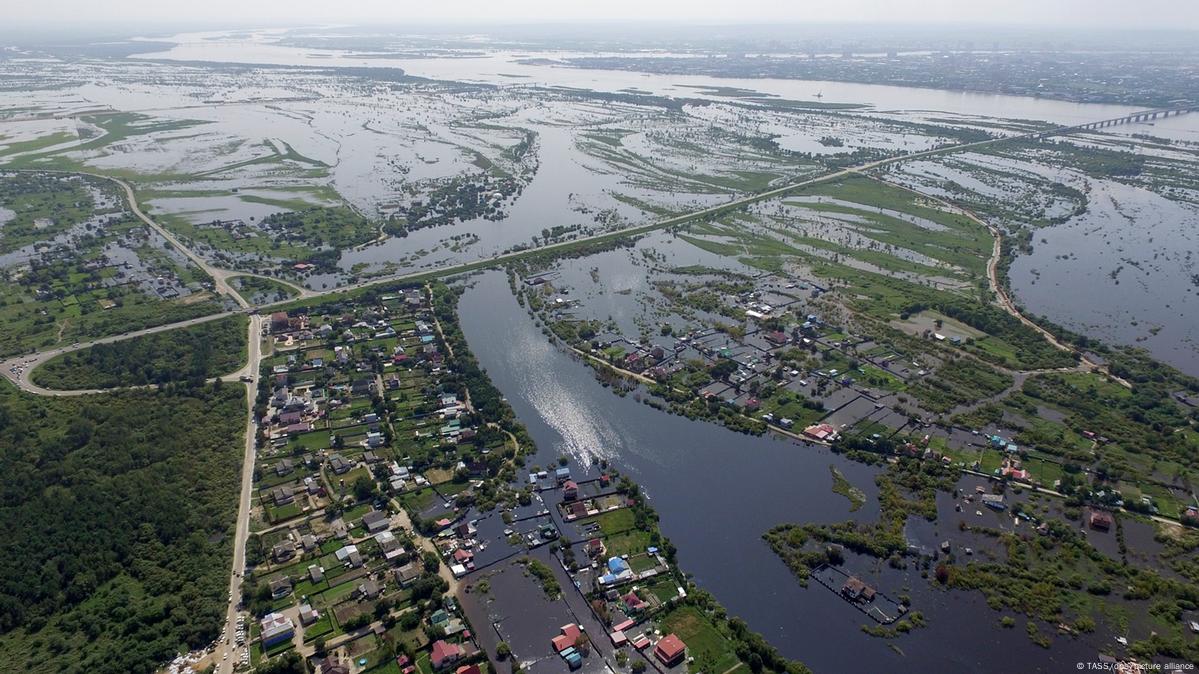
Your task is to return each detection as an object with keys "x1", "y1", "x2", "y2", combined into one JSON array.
[{"x1": 353, "y1": 475, "x2": 376, "y2": 501}]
